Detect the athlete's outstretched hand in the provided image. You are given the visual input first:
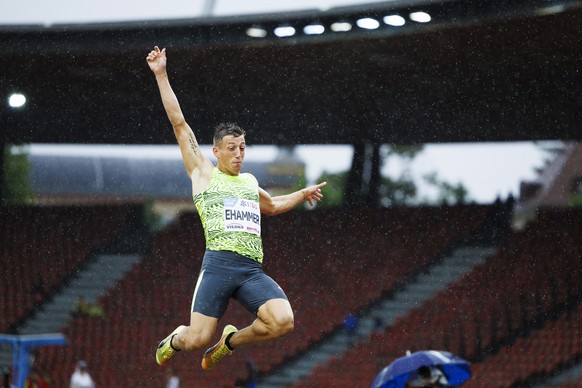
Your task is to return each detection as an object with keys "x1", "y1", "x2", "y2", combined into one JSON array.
[
  {"x1": 146, "y1": 46, "x2": 167, "y2": 75},
  {"x1": 303, "y1": 182, "x2": 327, "y2": 207}
]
